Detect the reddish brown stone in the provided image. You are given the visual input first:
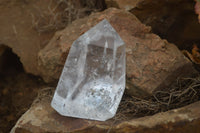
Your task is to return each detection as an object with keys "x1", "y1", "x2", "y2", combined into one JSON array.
[
  {"x1": 38, "y1": 8, "x2": 196, "y2": 96},
  {"x1": 105, "y1": 0, "x2": 141, "y2": 11},
  {"x1": 107, "y1": 0, "x2": 200, "y2": 51},
  {"x1": 11, "y1": 90, "x2": 200, "y2": 133},
  {"x1": 130, "y1": 0, "x2": 200, "y2": 50},
  {"x1": 0, "y1": 0, "x2": 104, "y2": 76},
  {"x1": 0, "y1": 0, "x2": 56, "y2": 75}
]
